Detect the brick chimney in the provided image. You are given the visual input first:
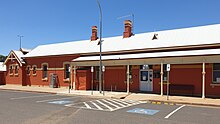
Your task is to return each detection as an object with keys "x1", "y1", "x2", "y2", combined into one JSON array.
[
  {"x1": 91, "y1": 26, "x2": 98, "y2": 41},
  {"x1": 123, "y1": 20, "x2": 133, "y2": 38}
]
